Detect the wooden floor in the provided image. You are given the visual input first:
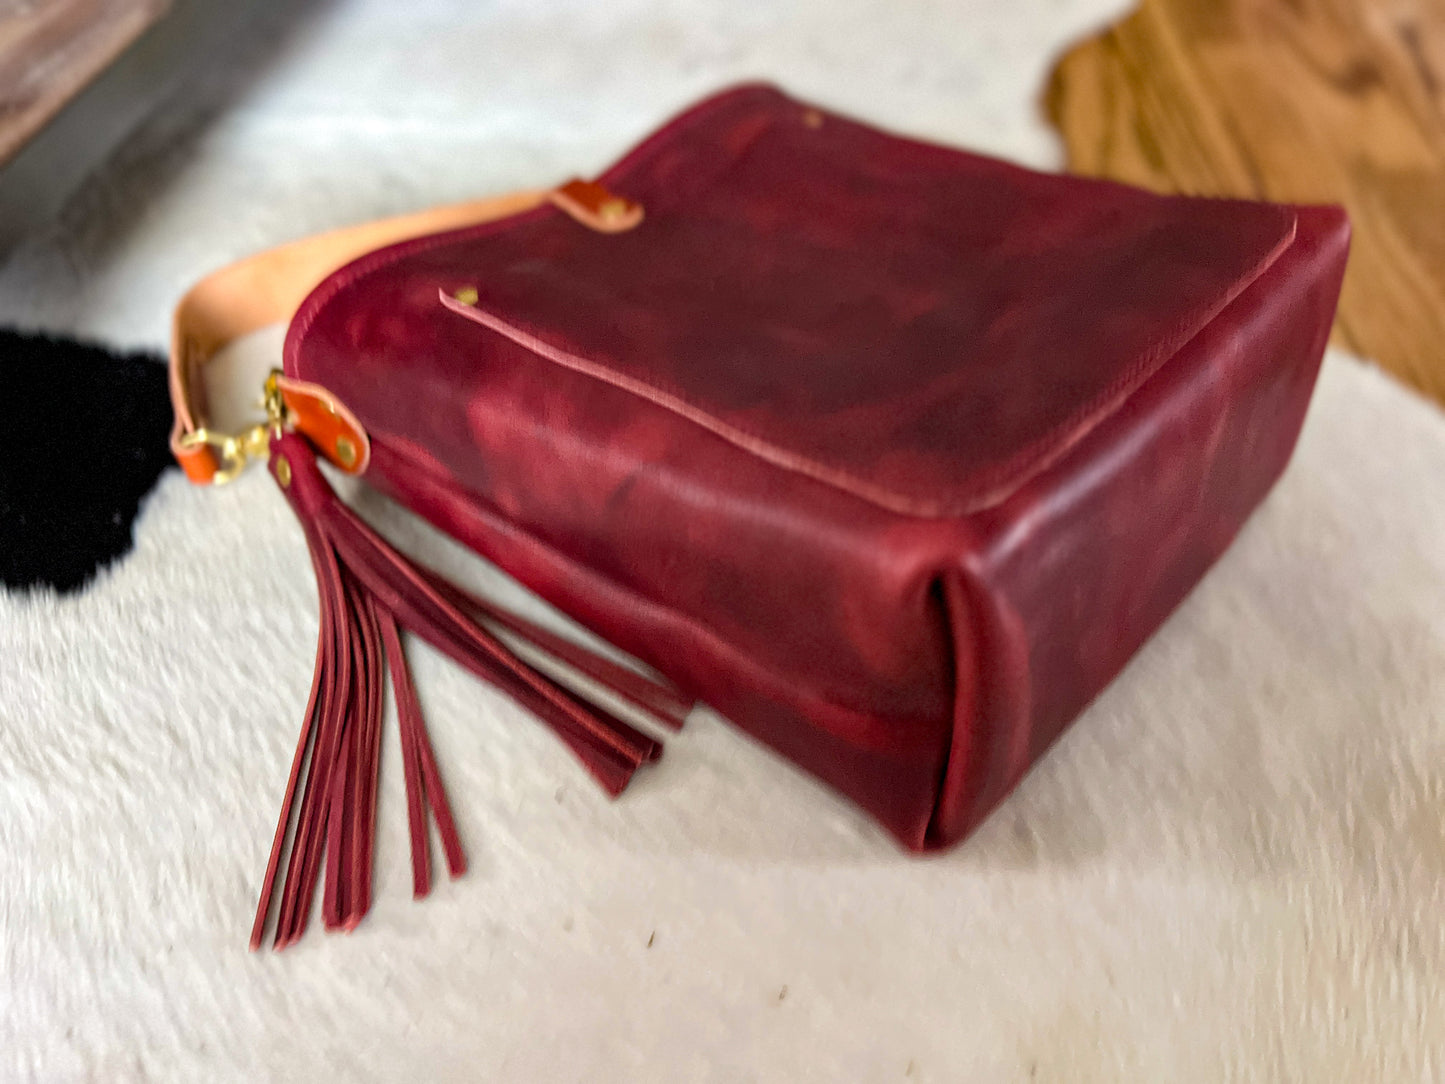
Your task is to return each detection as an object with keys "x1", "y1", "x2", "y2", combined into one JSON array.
[{"x1": 1045, "y1": 0, "x2": 1445, "y2": 406}]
